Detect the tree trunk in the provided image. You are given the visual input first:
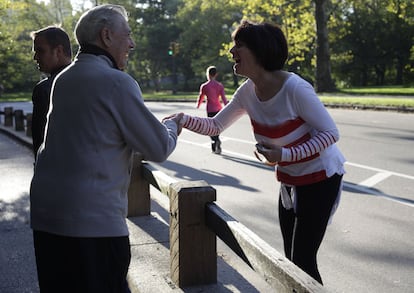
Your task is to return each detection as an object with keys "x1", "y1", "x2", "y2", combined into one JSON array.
[
  {"x1": 395, "y1": 56, "x2": 404, "y2": 85},
  {"x1": 314, "y1": 0, "x2": 336, "y2": 92}
]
